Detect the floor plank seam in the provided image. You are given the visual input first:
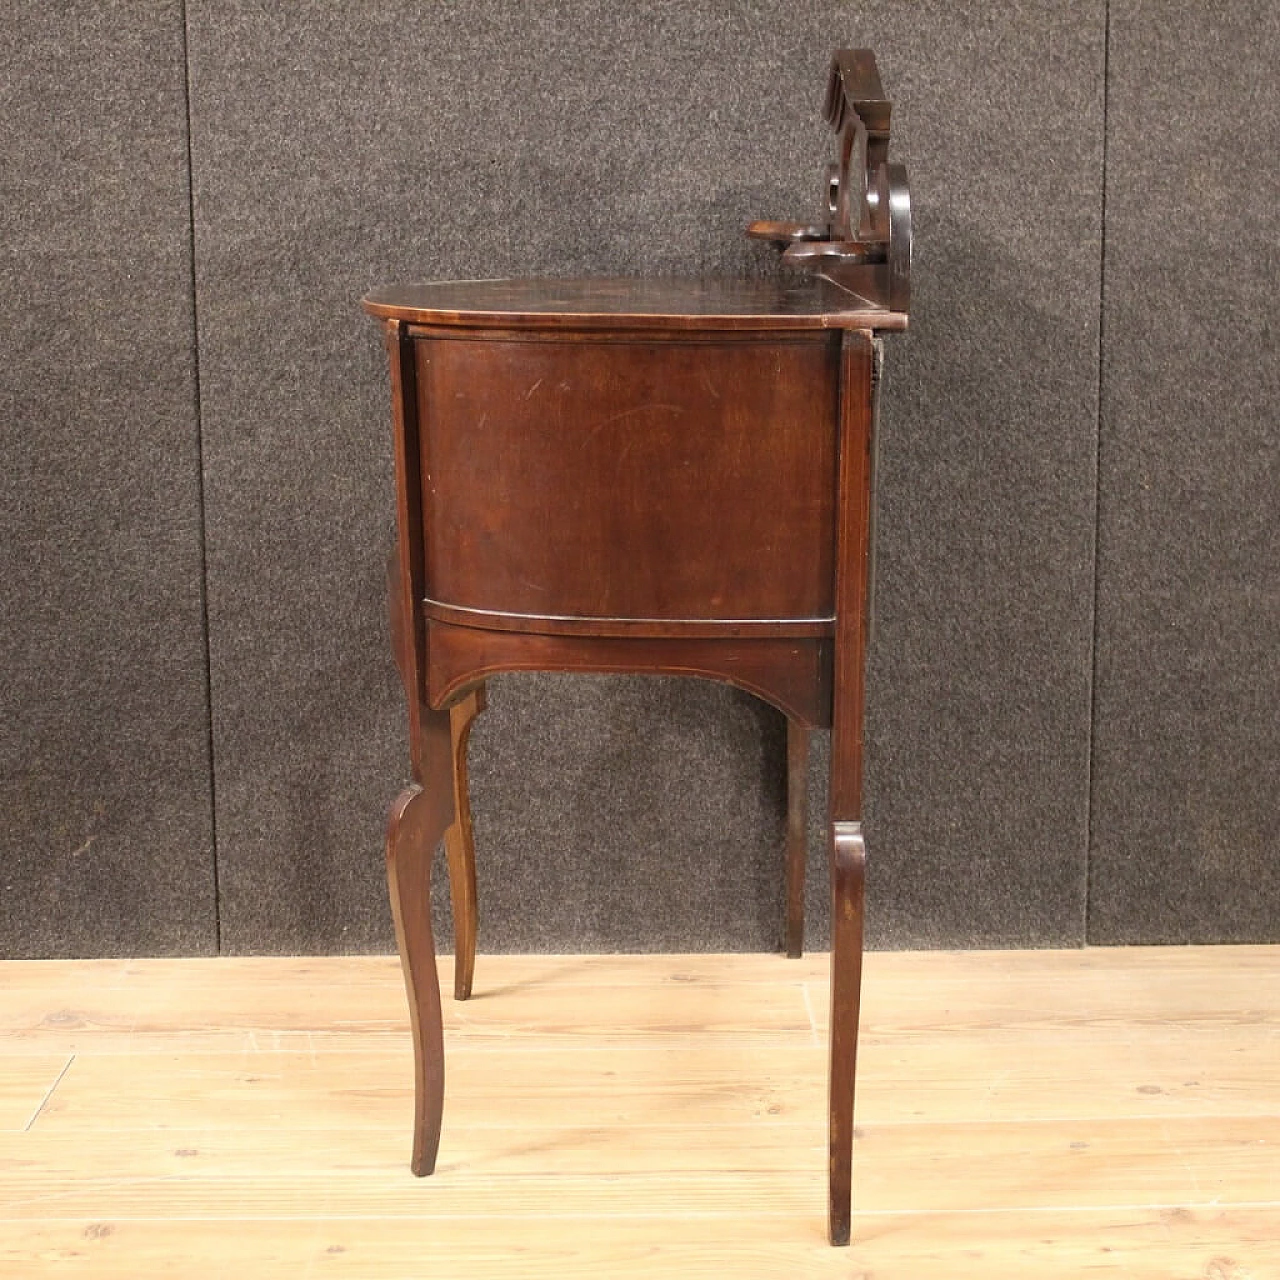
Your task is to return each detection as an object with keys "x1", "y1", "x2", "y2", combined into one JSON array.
[{"x1": 1, "y1": 1203, "x2": 1277, "y2": 1225}]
